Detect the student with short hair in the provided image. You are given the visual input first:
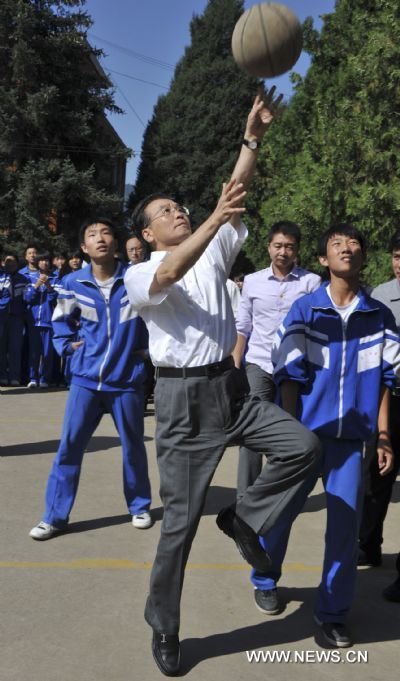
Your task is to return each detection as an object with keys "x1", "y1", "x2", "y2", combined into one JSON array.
[
  {"x1": 255, "y1": 224, "x2": 400, "y2": 648},
  {"x1": 29, "y1": 217, "x2": 152, "y2": 540}
]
